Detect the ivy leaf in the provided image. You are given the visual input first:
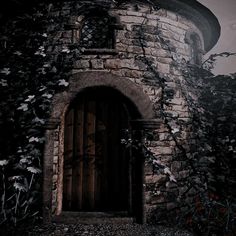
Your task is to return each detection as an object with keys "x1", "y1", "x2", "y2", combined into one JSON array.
[
  {"x1": 13, "y1": 182, "x2": 27, "y2": 192},
  {"x1": 28, "y1": 137, "x2": 39, "y2": 143},
  {"x1": 169, "y1": 174, "x2": 177, "y2": 182},
  {"x1": 9, "y1": 176, "x2": 23, "y2": 181},
  {"x1": 17, "y1": 103, "x2": 28, "y2": 111},
  {"x1": 39, "y1": 86, "x2": 46, "y2": 92},
  {"x1": 20, "y1": 158, "x2": 31, "y2": 164},
  {"x1": 0, "y1": 79, "x2": 8, "y2": 86},
  {"x1": 164, "y1": 167, "x2": 171, "y2": 175},
  {"x1": 61, "y1": 46, "x2": 70, "y2": 53},
  {"x1": 25, "y1": 95, "x2": 35, "y2": 102},
  {"x1": 58, "y1": 79, "x2": 69, "y2": 87},
  {"x1": 51, "y1": 66, "x2": 57, "y2": 73},
  {"x1": 42, "y1": 93, "x2": 53, "y2": 99},
  {"x1": 43, "y1": 63, "x2": 50, "y2": 68},
  {"x1": 27, "y1": 167, "x2": 41, "y2": 174},
  {"x1": 14, "y1": 51, "x2": 22, "y2": 56},
  {"x1": 171, "y1": 128, "x2": 180, "y2": 134},
  {"x1": 32, "y1": 117, "x2": 45, "y2": 124},
  {"x1": 0, "y1": 160, "x2": 8, "y2": 166},
  {"x1": 37, "y1": 67, "x2": 47, "y2": 75},
  {"x1": 0, "y1": 68, "x2": 11, "y2": 75},
  {"x1": 34, "y1": 46, "x2": 46, "y2": 57},
  {"x1": 153, "y1": 159, "x2": 161, "y2": 165}
]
